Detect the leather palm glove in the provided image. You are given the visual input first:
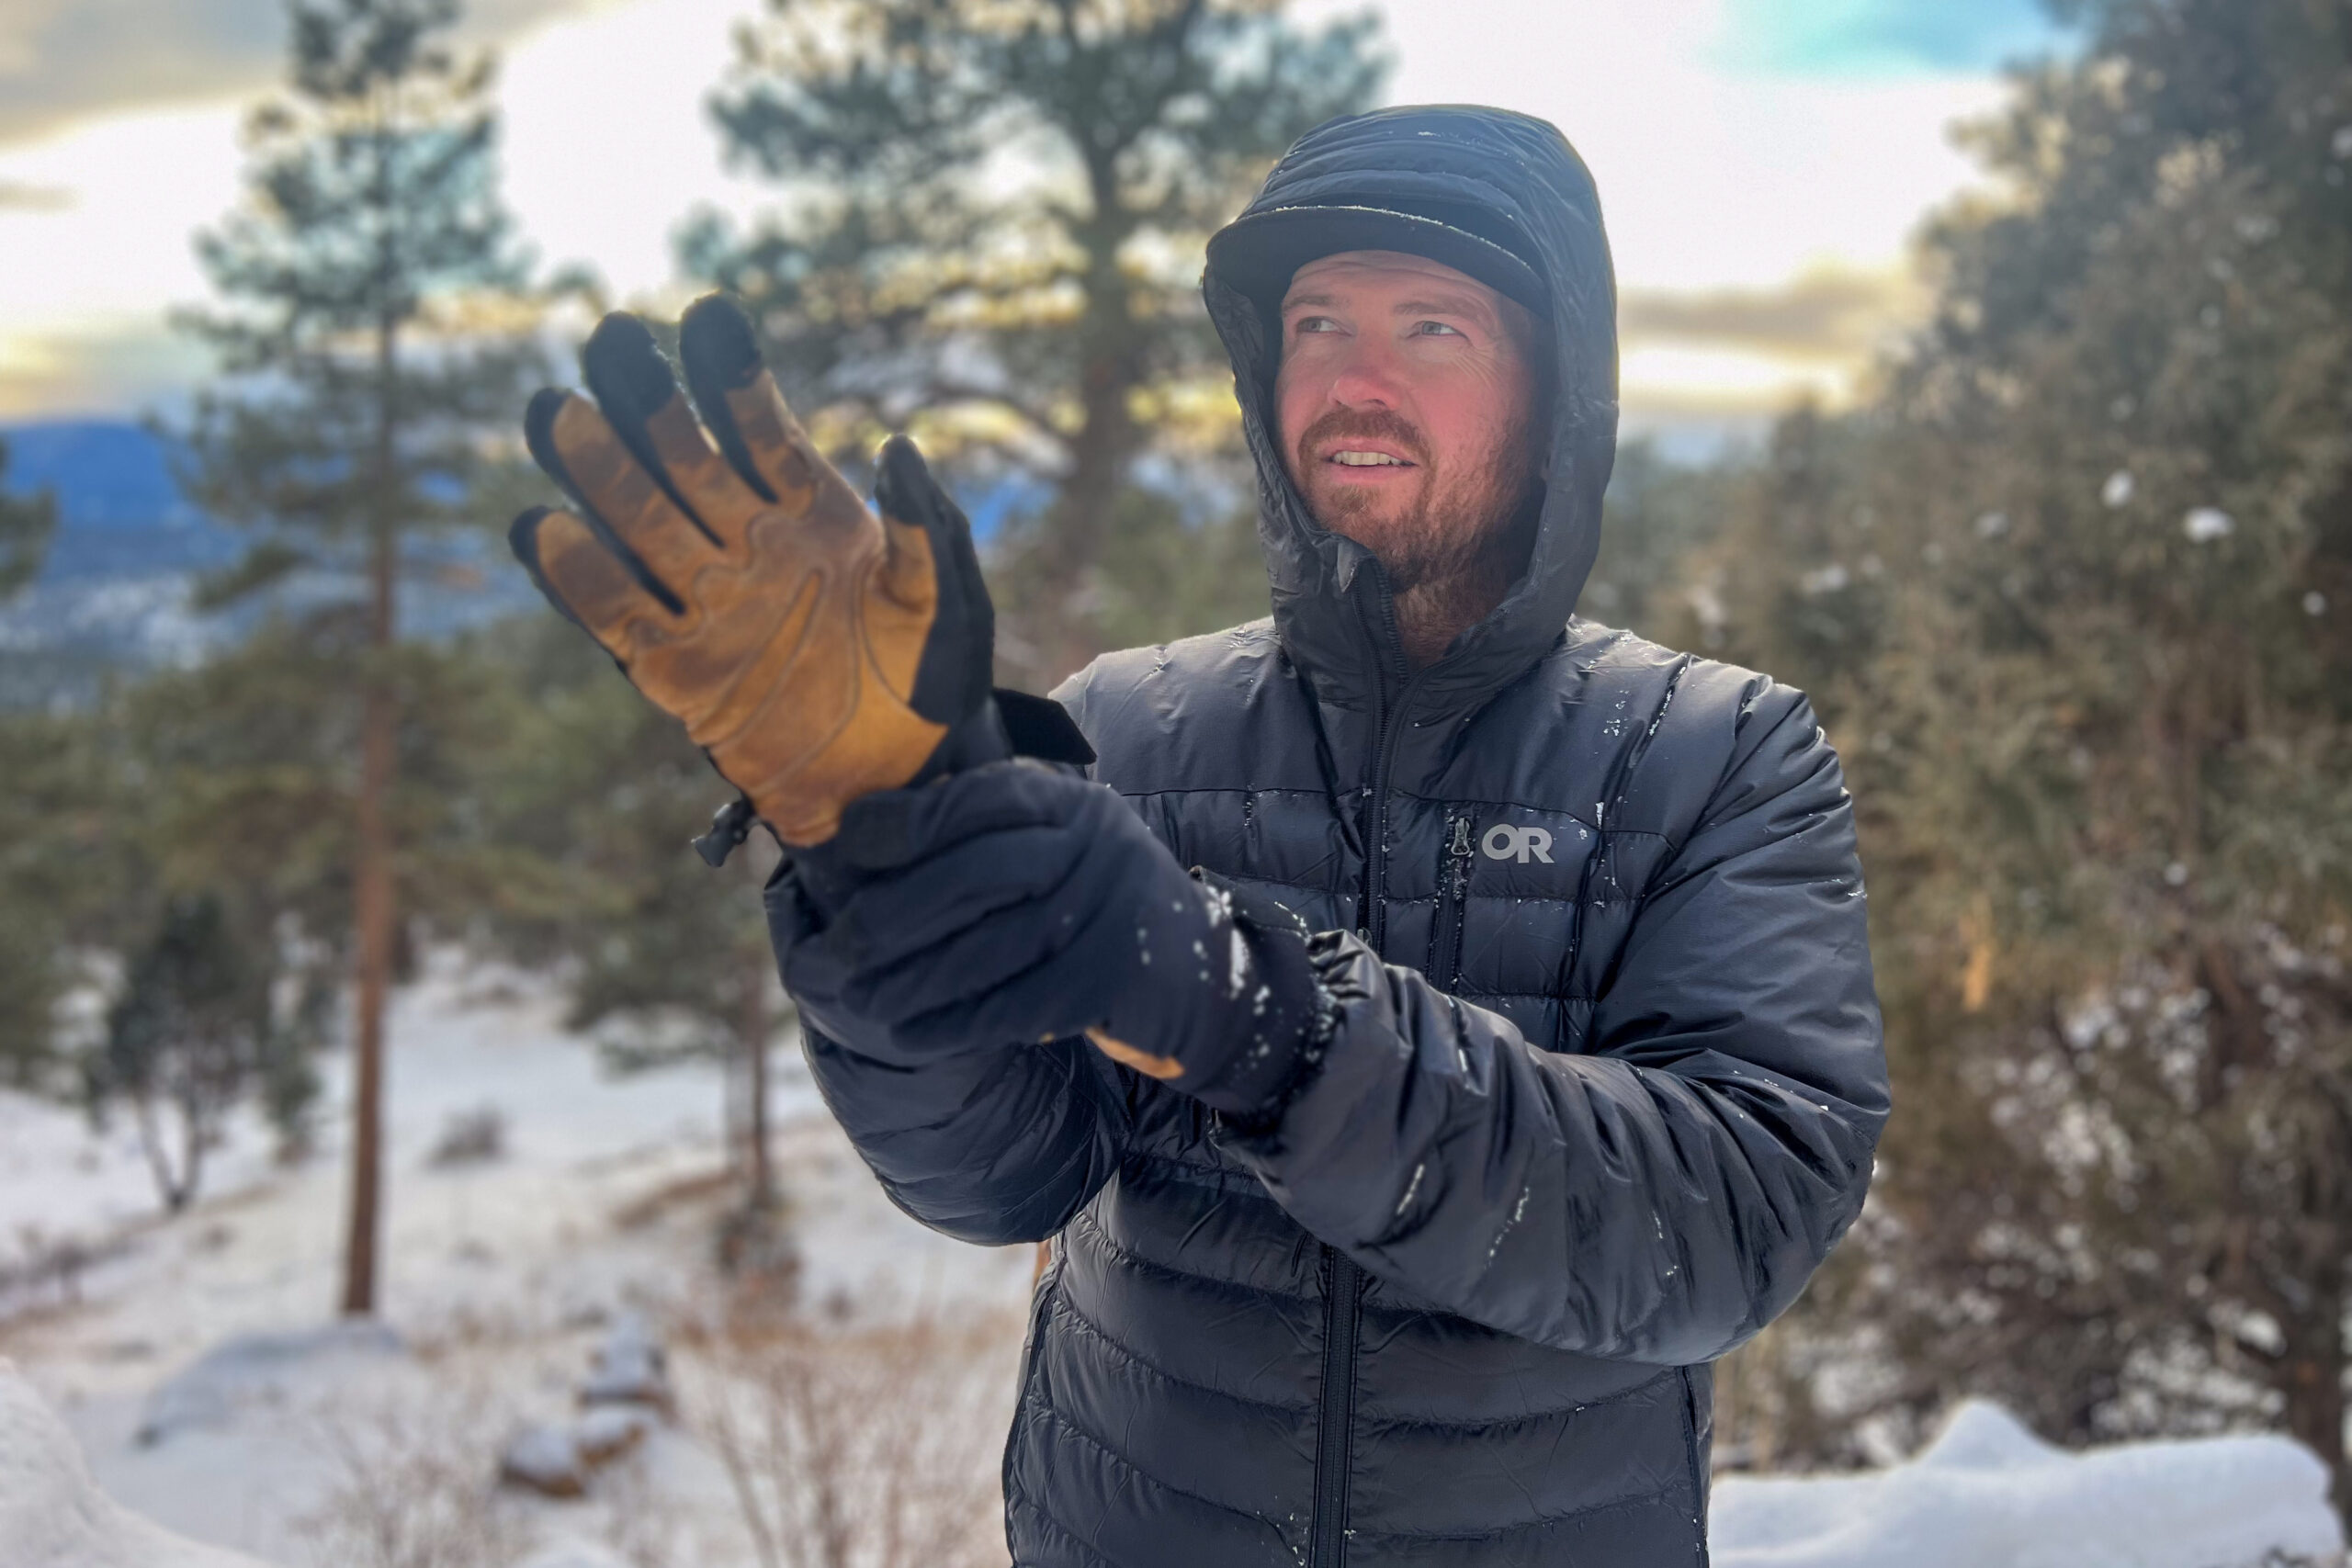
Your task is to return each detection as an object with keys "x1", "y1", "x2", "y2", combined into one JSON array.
[
  {"x1": 511, "y1": 295, "x2": 1081, "y2": 854},
  {"x1": 768, "y1": 761, "x2": 1335, "y2": 1119}
]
